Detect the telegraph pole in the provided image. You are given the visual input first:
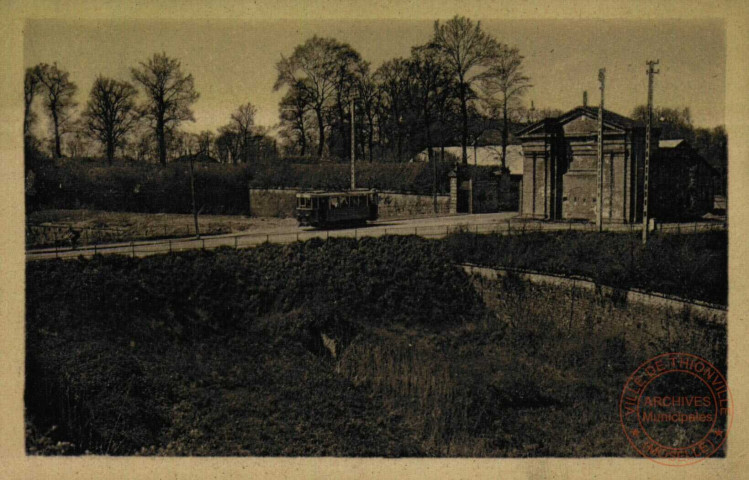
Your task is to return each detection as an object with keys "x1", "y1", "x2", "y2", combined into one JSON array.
[
  {"x1": 350, "y1": 96, "x2": 356, "y2": 190},
  {"x1": 596, "y1": 68, "x2": 605, "y2": 232},
  {"x1": 642, "y1": 60, "x2": 659, "y2": 244}
]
